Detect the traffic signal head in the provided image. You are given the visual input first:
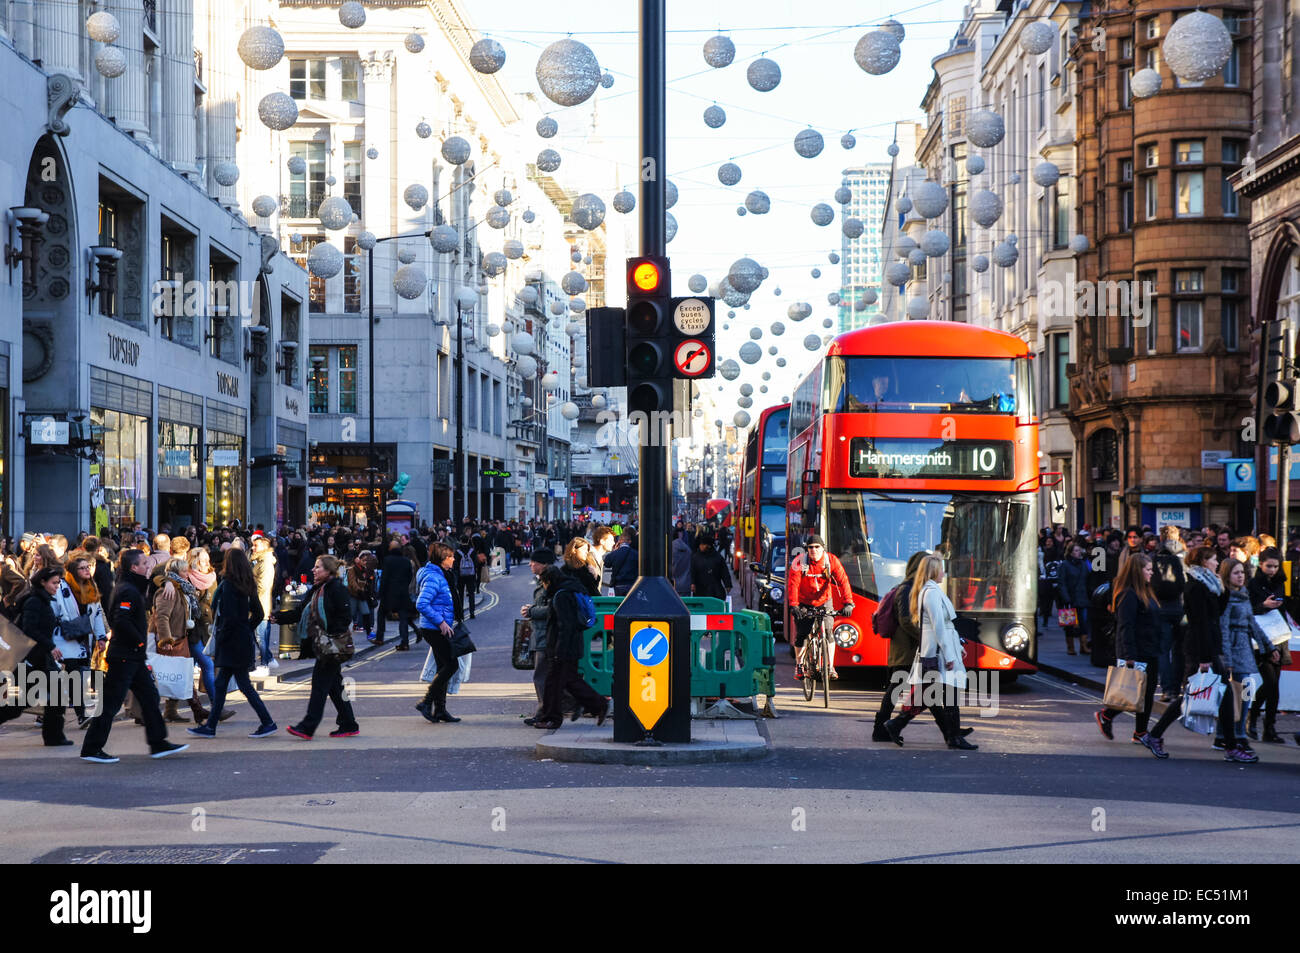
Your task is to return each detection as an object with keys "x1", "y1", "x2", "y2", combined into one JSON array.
[
  {"x1": 625, "y1": 256, "x2": 673, "y2": 415},
  {"x1": 630, "y1": 259, "x2": 665, "y2": 294},
  {"x1": 1264, "y1": 378, "x2": 1300, "y2": 444}
]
